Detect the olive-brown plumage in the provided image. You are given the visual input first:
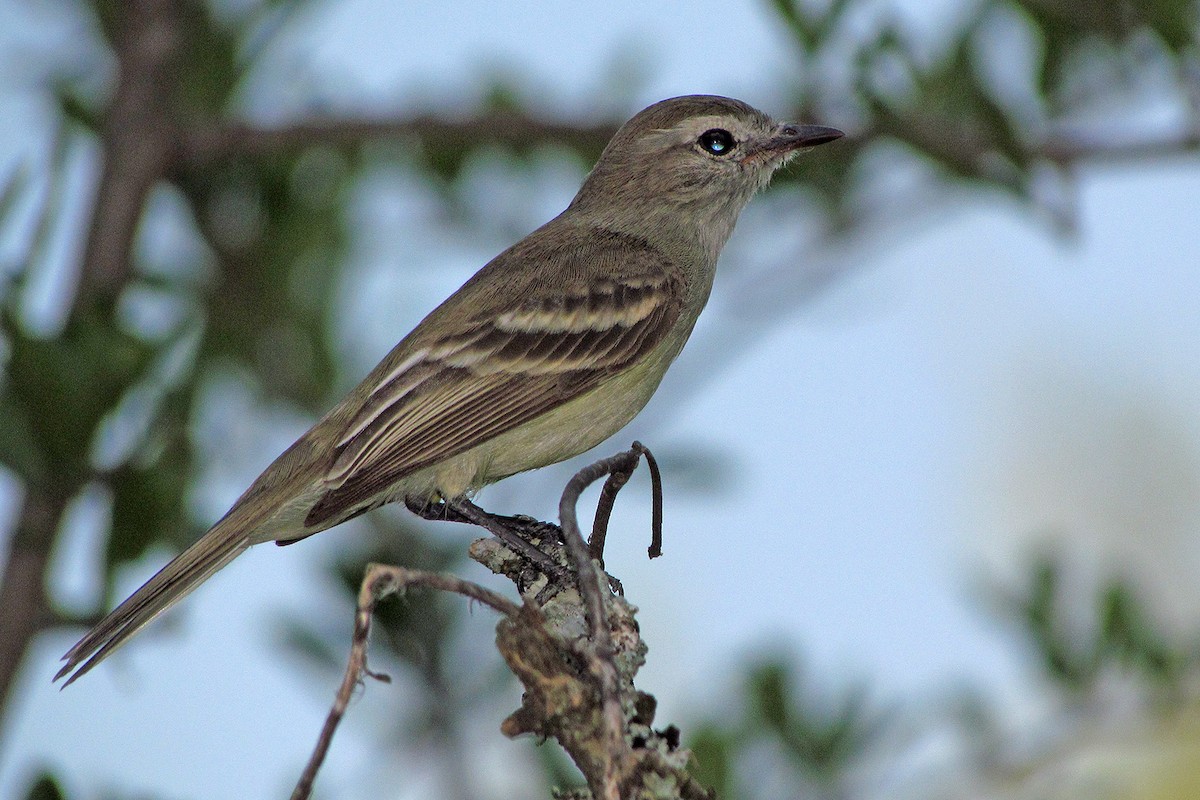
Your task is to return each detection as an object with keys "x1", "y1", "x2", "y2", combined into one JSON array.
[{"x1": 57, "y1": 95, "x2": 842, "y2": 685}]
